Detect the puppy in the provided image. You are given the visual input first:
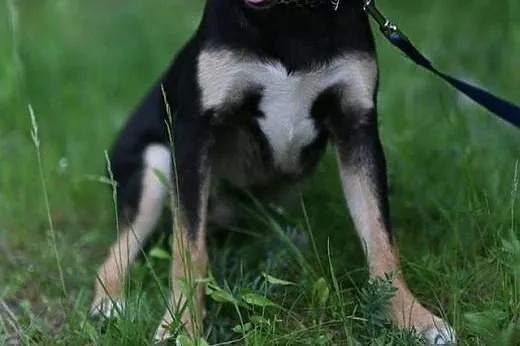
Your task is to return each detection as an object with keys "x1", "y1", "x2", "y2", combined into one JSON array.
[{"x1": 90, "y1": 0, "x2": 456, "y2": 344}]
